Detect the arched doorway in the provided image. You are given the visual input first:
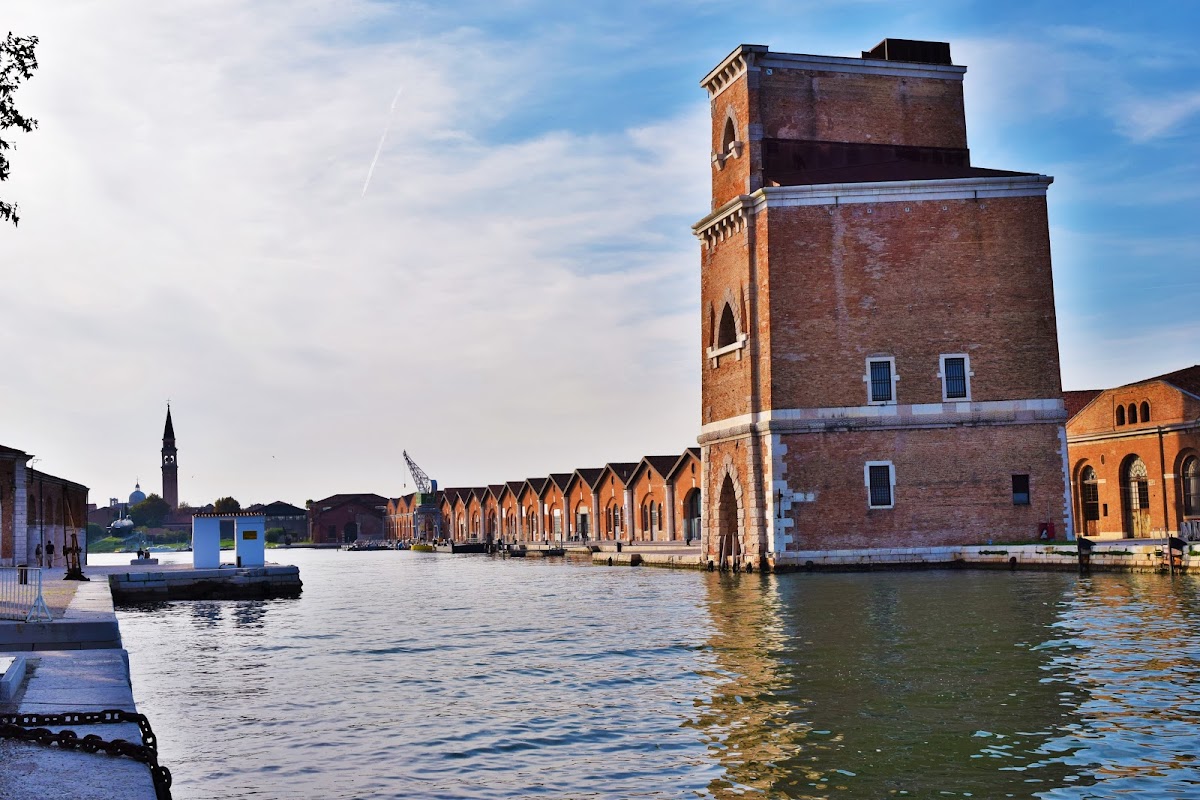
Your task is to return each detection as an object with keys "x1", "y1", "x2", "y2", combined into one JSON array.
[
  {"x1": 683, "y1": 489, "x2": 701, "y2": 545},
  {"x1": 1121, "y1": 456, "x2": 1151, "y2": 538},
  {"x1": 717, "y1": 476, "x2": 740, "y2": 568},
  {"x1": 574, "y1": 503, "x2": 589, "y2": 542},
  {"x1": 1078, "y1": 465, "x2": 1099, "y2": 537},
  {"x1": 343, "y1": 521, "x2": 359, "y2": 544}
]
